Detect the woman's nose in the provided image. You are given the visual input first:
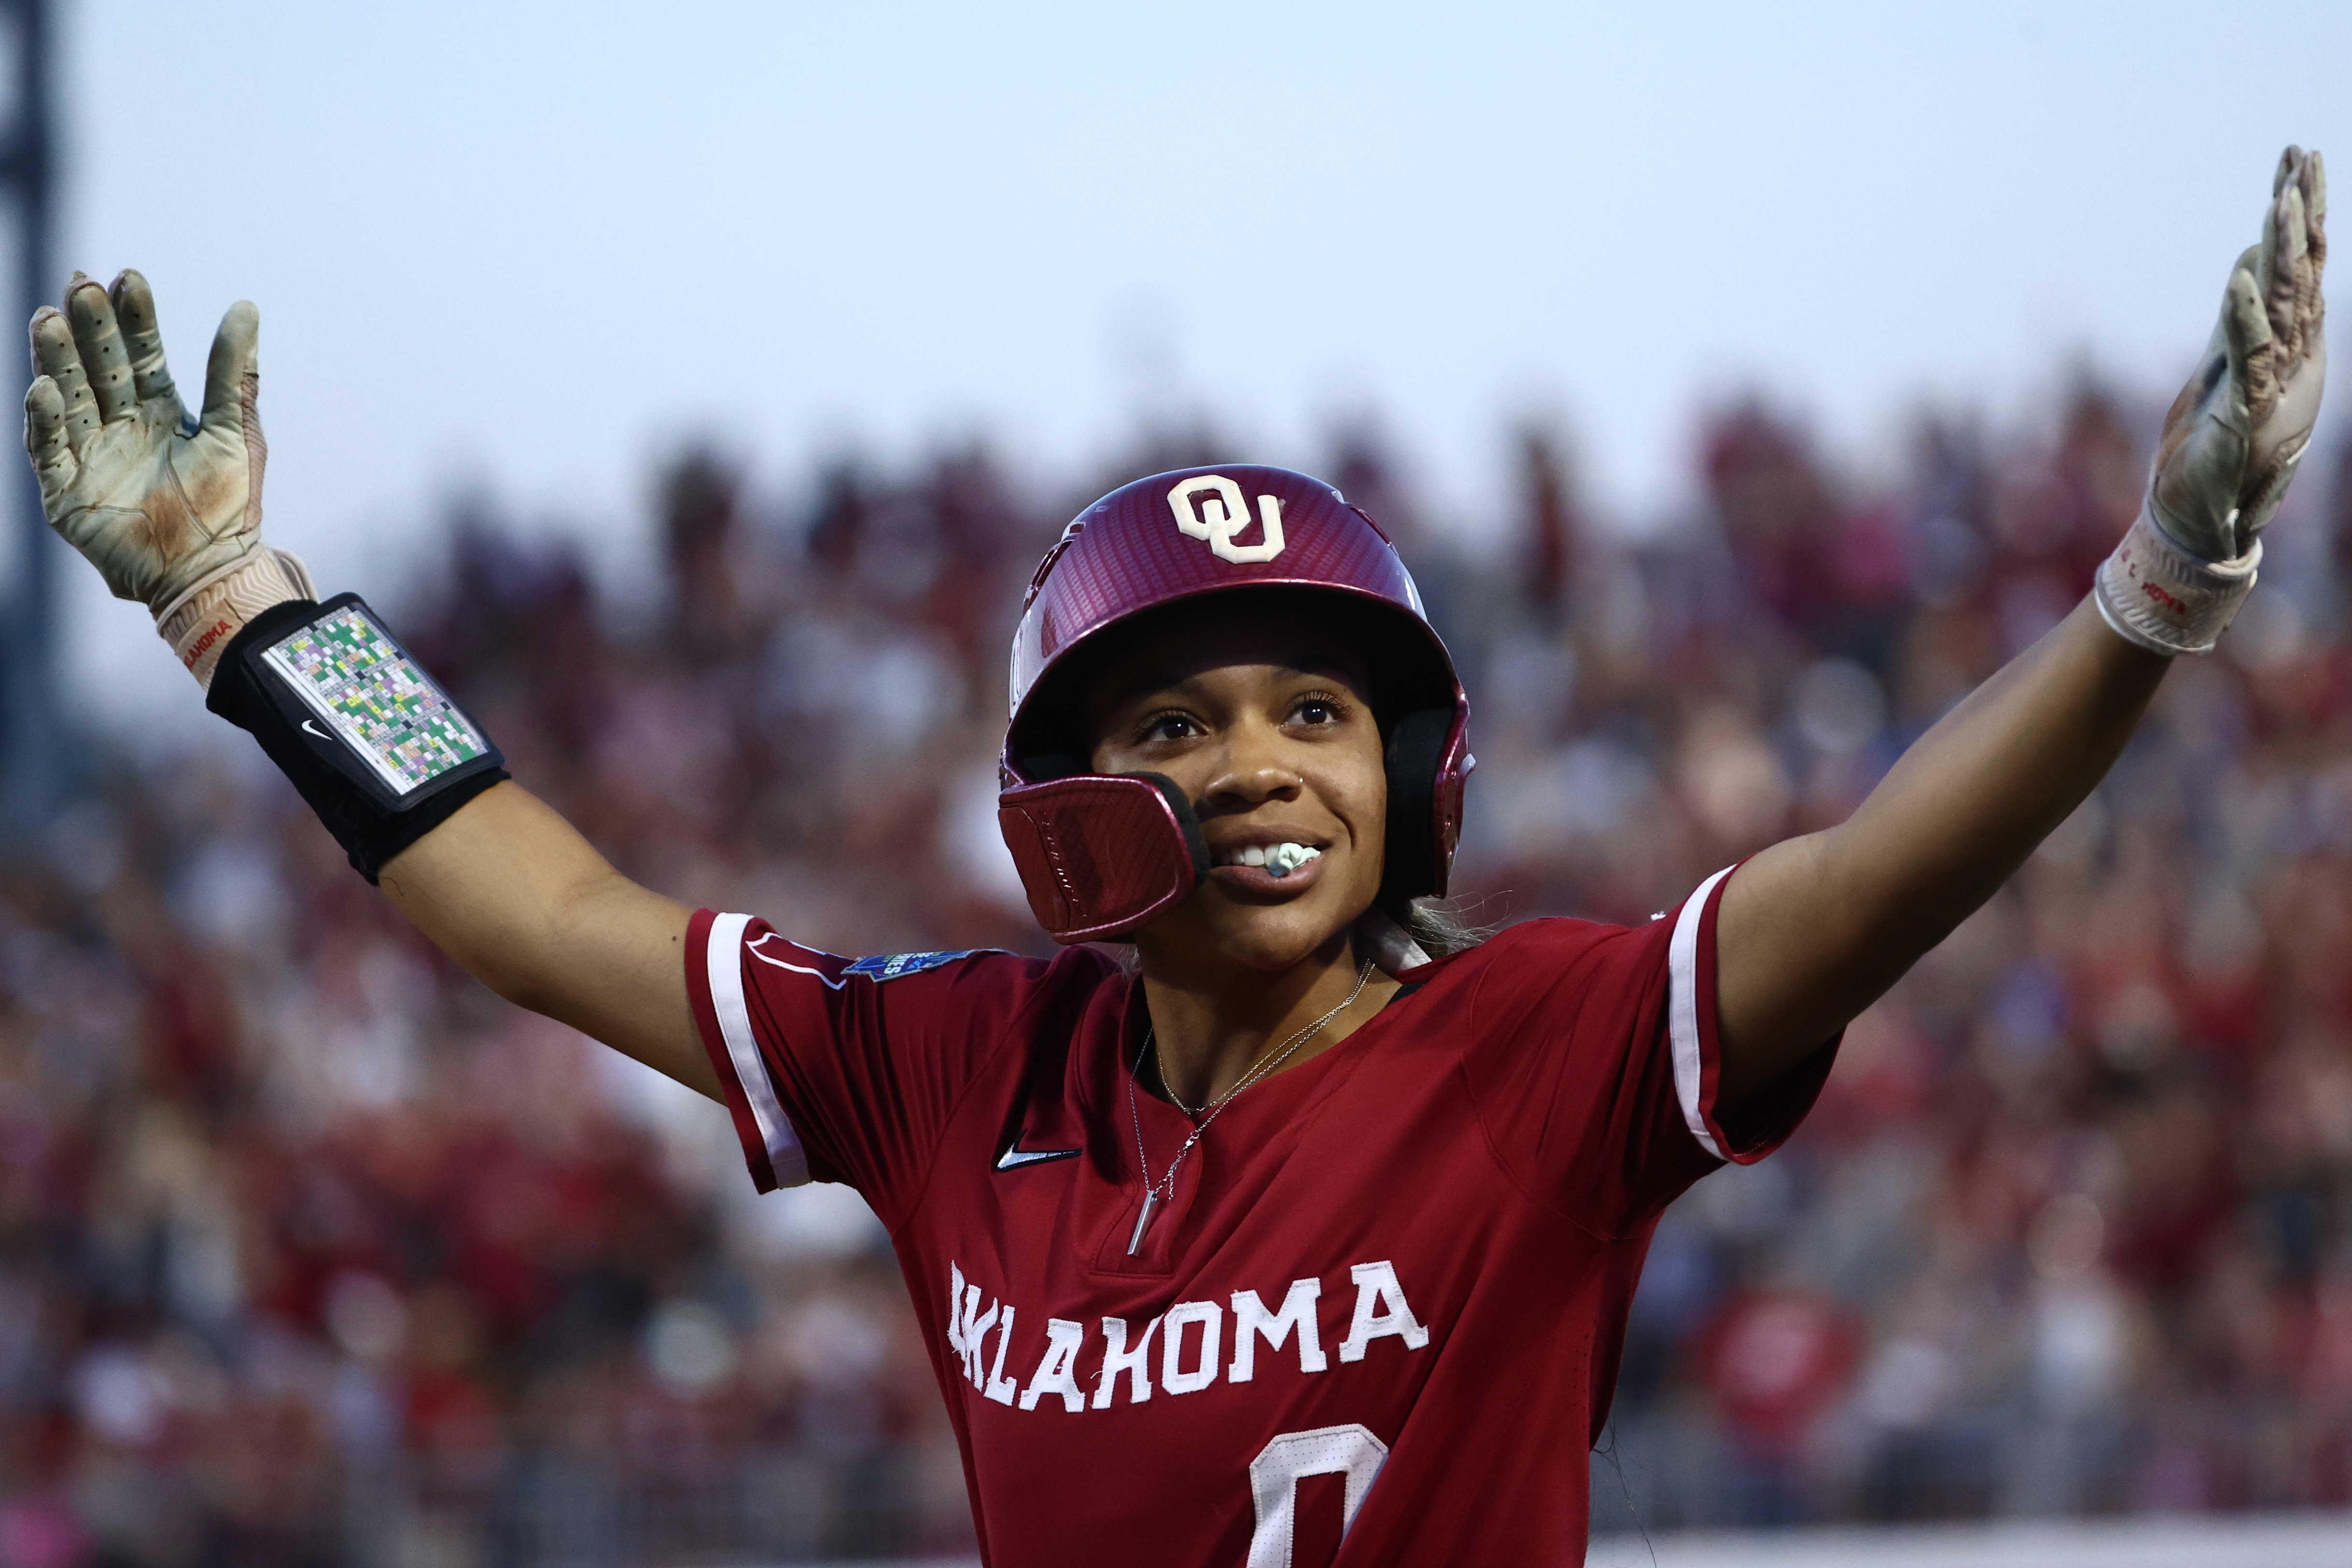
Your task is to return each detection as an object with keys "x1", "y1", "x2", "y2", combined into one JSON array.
[{"x1": 1203, "y1": 719, "x2": 1304, "y2": 807}]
